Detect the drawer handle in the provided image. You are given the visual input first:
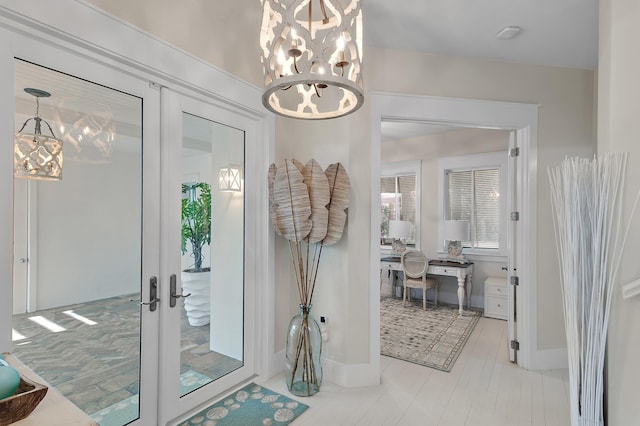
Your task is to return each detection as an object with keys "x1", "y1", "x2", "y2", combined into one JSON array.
[{"x1": 497, "y1": 304, "x2": 502, "y2": 308}]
